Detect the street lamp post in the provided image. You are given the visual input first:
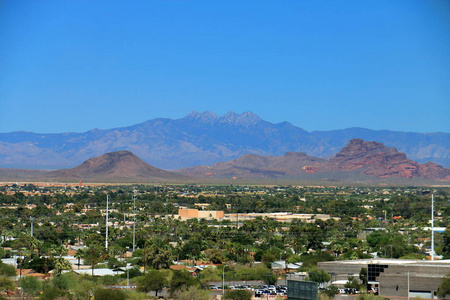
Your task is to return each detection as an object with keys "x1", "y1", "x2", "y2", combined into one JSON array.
[
  {"x1": 132, "y1": 190, "x2": 136, "y2": 253},
  {"x1": 127, "y1": 267, "x2": 130, "y2": 288},
  {"x1": 222, "y1": 264, "x2": 228, "y2": 298},
  {"x1": 105, "y1": 195, "x2": 109, "y2": 250},
  {"x1": 407, "y1": 271, "x2": 410, "y2": 300},
  {"x1": 30, "y1": 216, "x2": 34, "y2": 237}
]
